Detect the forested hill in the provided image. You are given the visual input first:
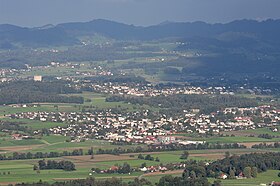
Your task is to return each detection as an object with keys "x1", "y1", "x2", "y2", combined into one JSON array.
[{"x1": 1, "y1": 19, "x2": 280, "y2": 48}]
